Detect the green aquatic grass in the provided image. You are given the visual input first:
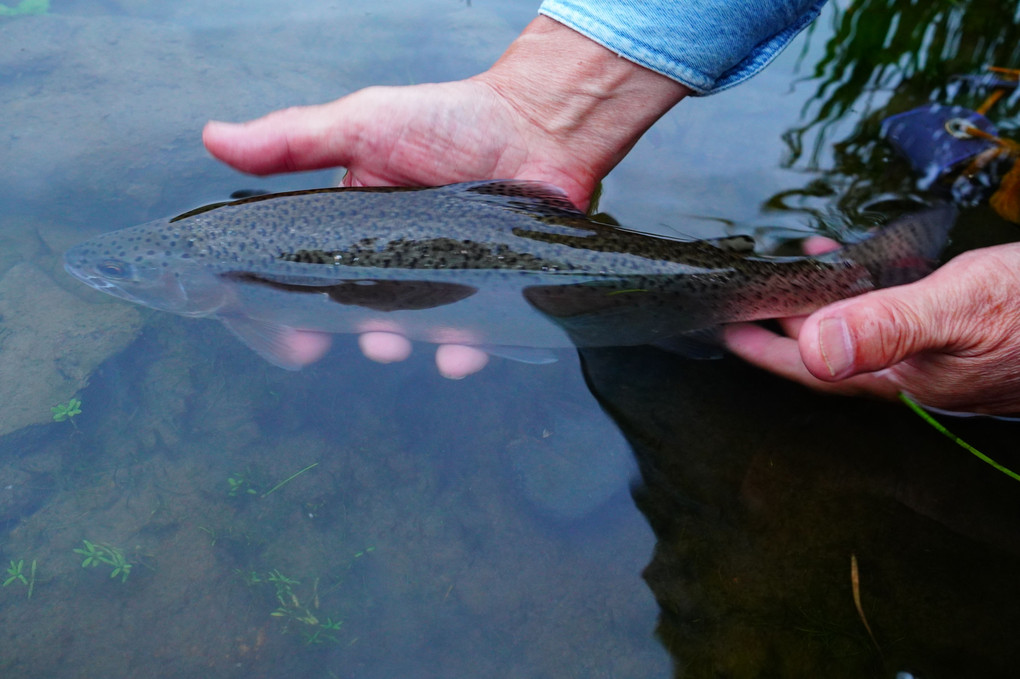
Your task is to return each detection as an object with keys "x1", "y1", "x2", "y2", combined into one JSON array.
[
  {"x1": 224, "y1": 463, "x2": 319, "y2": 499},
  {"x1": 261, "y1": 462, "x2": 319, "y2": 498},
  {"x1": 236, "y1": 547, "x2": 375, "y2": 647},
  {"x1": 245, "y1": 568, "x2": 345, "y2": 646},
  {"x1": 74, "y1": 540, "x2": 133, "y2": 583},
  {"x1": 899, "y1": 393, "x2": 1020, "y2": 483},
  {"x1": 3, "y1": 559, "x2": 36, "y2": 598}
]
